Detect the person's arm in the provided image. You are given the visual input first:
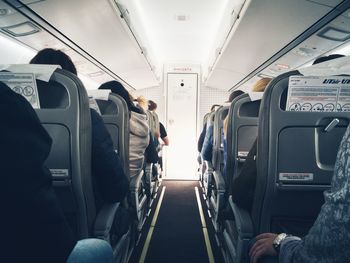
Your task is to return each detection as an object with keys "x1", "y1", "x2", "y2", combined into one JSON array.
[
  {"x1": 159, "y1": 122, "x2": 169, "y2": 146},
  {"x1": 198, "y1": 123, "x2": 207, "y2": 152},
  {"x1": 91, "y1": 109, "x2": 129, "y2": 203},
  {"x1": 201, "y1": 125, "x2": 213, "y2": 161},
  {"x1": 161, "y1": 136, "x2": 169, "y2": 146}
]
